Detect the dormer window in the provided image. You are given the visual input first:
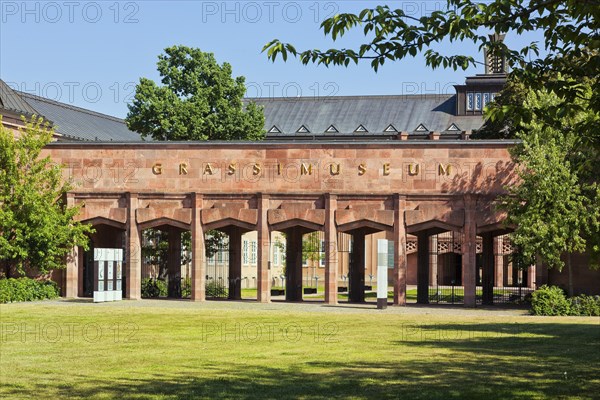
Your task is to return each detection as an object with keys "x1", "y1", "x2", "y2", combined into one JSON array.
[
  {"x1": 466, "y1": 93, "x2": 474, "y2": 111},
  {"x1": 475, "y1": 93, "x2": 482, "y2": 110}
]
